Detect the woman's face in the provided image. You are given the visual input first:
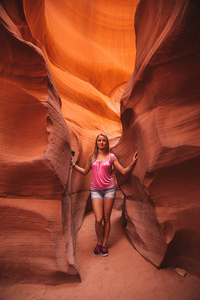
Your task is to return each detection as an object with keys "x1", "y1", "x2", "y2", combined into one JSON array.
[{"x1": 97, "y1": 135, "x2": 107, "y2": 151}]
